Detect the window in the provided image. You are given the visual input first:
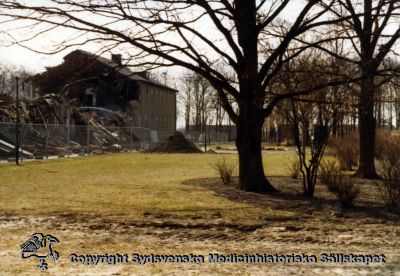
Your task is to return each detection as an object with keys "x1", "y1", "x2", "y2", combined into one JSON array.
[
  {"x1": 86, "y1": 94, "x2": 93, "y2": 106},
  {"x1": 148, "y1": 88, "x2": 151, "y2": 102},
  {"x1": 162, "y1": 115, "x2": 166, "y2": 129},
  {"x1": 137, "y1": 114, "x2": 141, "y2": 127},
  {"x1": 143, "y1": 87, "x2": 146, "y2": 103},
  {"x1": 84, "y1": 88, "x2": 96, "y2": 106}
]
